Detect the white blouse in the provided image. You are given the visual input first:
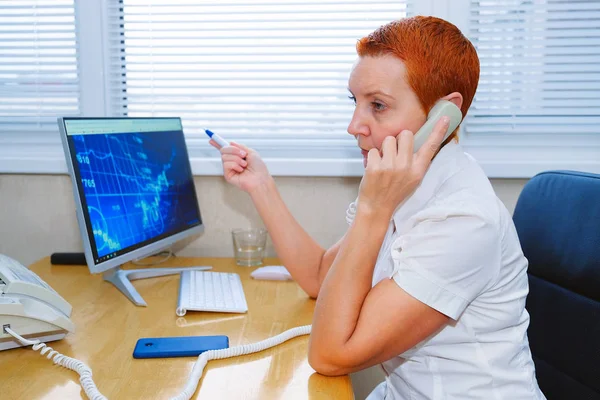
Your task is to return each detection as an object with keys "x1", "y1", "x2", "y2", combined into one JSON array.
[{"x1": 349, "y1": 142, "x2": 546, "y2": 400}]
